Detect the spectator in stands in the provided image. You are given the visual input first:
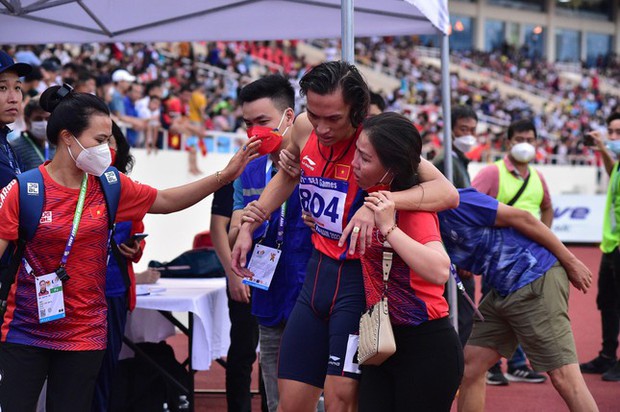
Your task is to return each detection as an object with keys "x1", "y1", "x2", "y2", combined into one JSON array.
[
  {"x1": 186, "y1": 83, "x2": 209, "y2": 172},
  {"x1": 368, "y1": 91, "x2": 386, "y2": 116},
  {"x1": 139, "y1": 94, "x2": 162, "y2": 155},
  {"x1": 109, "y1": 69, "x2": 135, "y2": 117},
  {"x1": 10, "y1": 98, "x2": 55, "y2": 171},
  {"x1": 22, "y1": 66, "x2": 43, "y2": 99},
  {"x1": 122, "y1": 82, "x2": 147, "y2": 147},
  {"x1": 35, "y1": 58, "x2": 61, "y2": 95},
  {"x1": 136, "y1": 81, "x2": 163, "y2": 118},
  {"x1": 472, "y1": 118, "x2": 552, "y2": 385},
  {"x1": 580, "y1": 112, "x2": 620, "y2": 382},
  {"x1": 61, "y1": 62, "x2": 79, "y2": 86},
  {"x1": 74, "y1": 72, "x2": 97, "y2": 95},
  {"x1": 14, "y1": 46, "x2": 41, "y2": 67},
  {"x1": 432, "y1": 105, "x2": 479, "y2": 348}
]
